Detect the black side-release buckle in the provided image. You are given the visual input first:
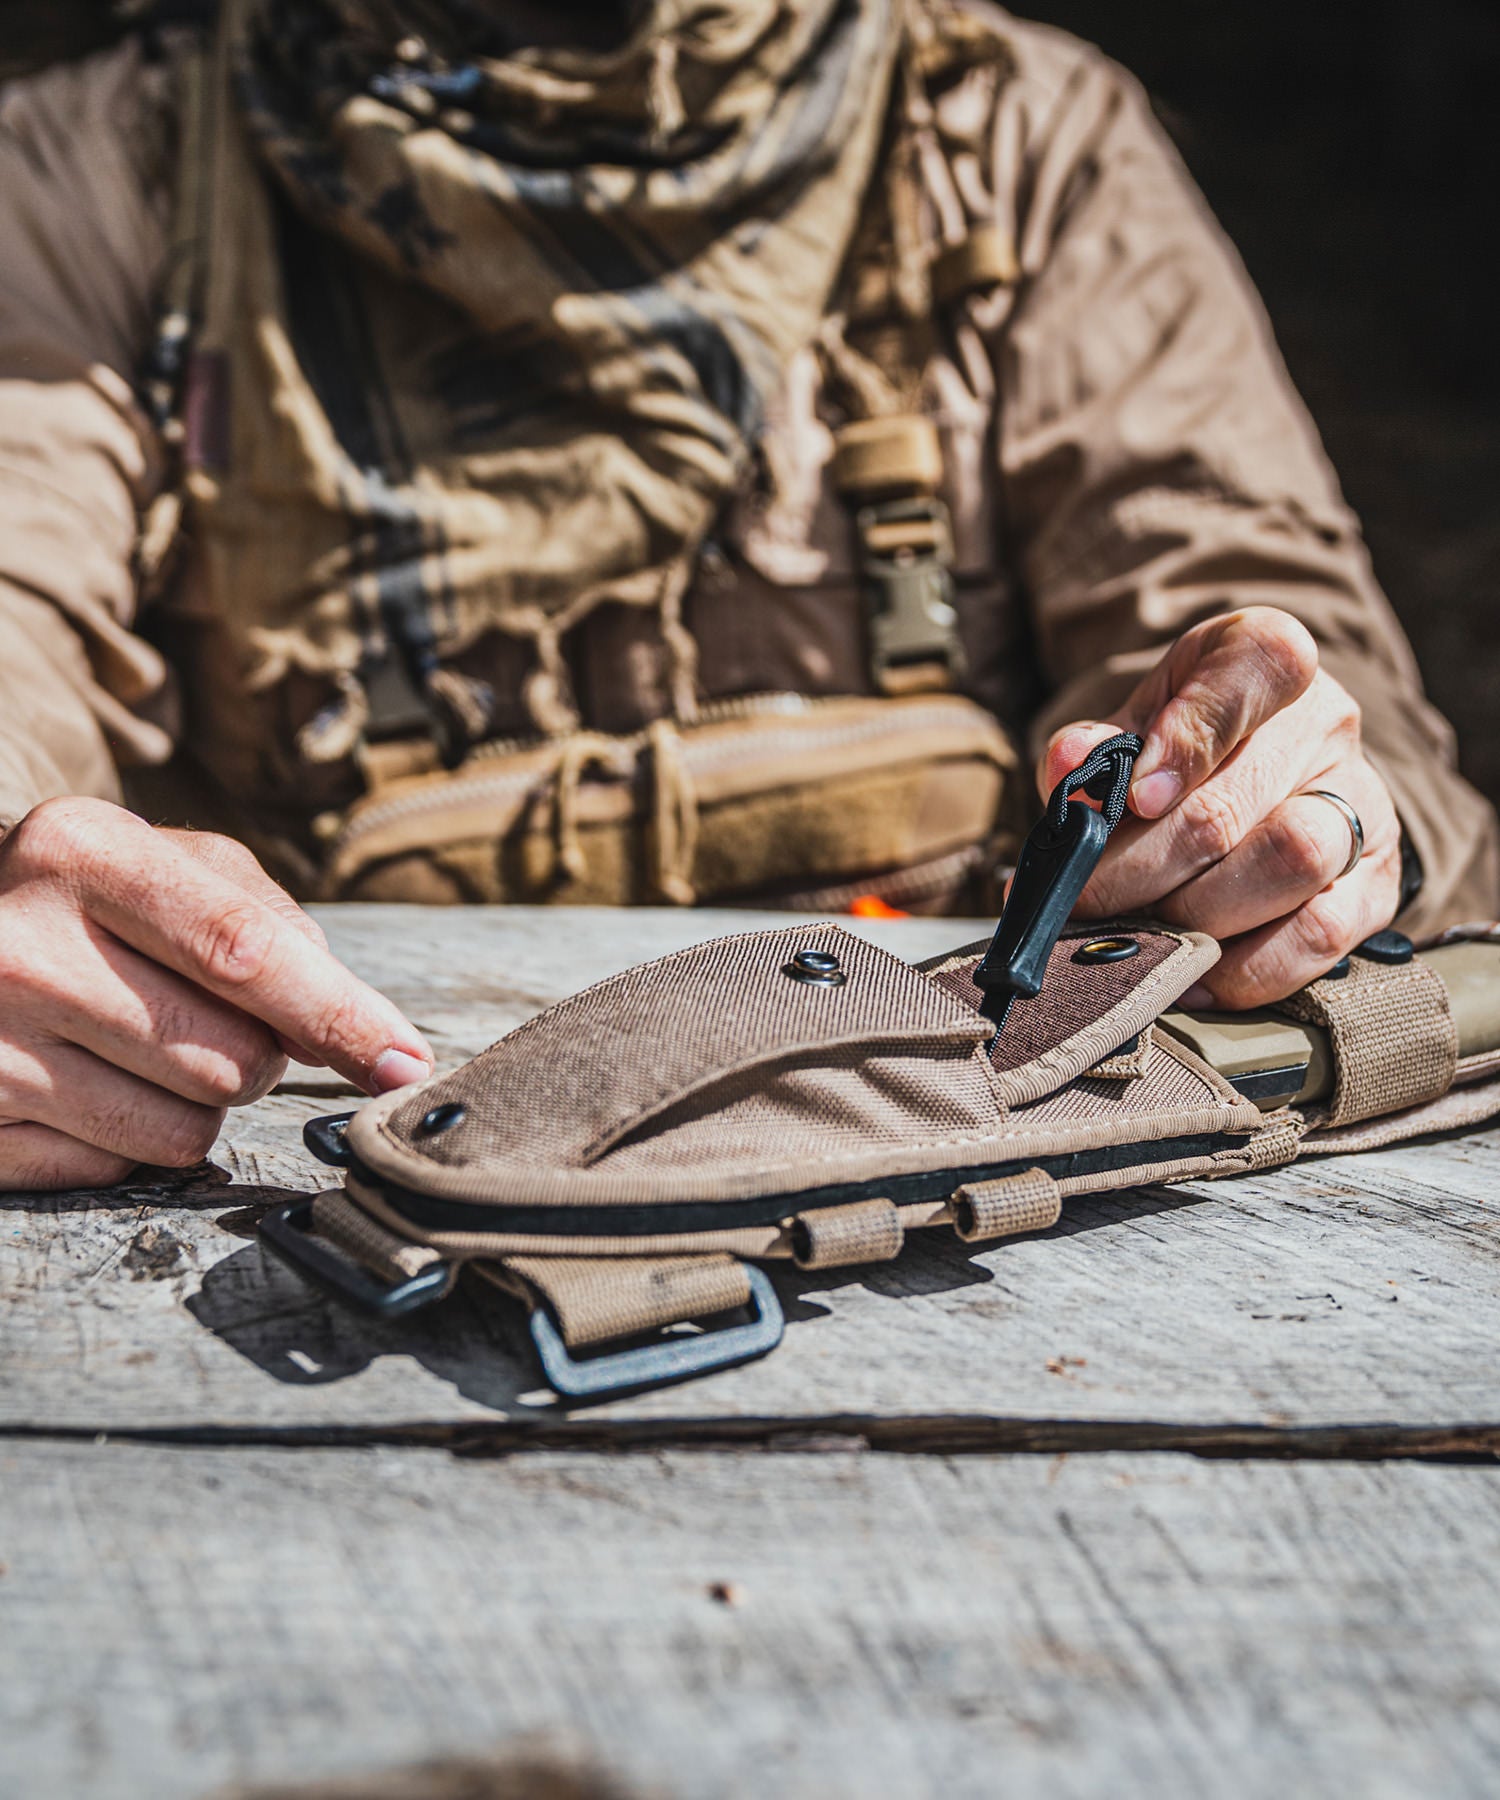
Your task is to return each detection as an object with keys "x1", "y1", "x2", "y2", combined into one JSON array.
[
  {"x1": 526, "y1": 1264, "x2": 785, "y2": 1399},
  {"x1": 975, "y1": 732, "x2": 1144, "y2": 1031},
  {"x1": 855, "y1": 496, "x2": 965, "y2": 692},
  {"x1": 303, "y1": 1112, "x2": 355, "y2": 1167},
  {"x1": 259, "y1": 1196, "x2": 455, "y2": 1319}
]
